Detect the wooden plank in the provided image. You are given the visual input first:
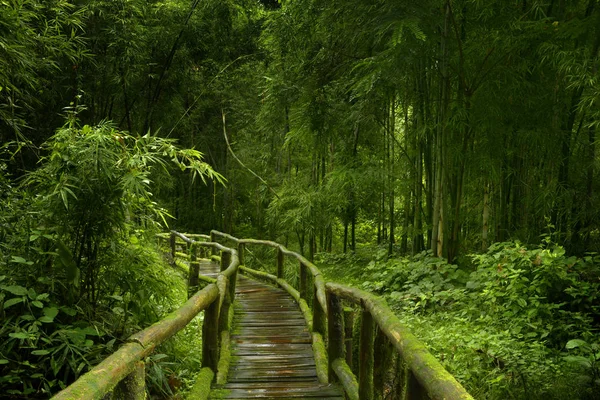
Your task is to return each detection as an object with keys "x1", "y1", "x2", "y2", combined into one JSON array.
[{"x1": 211, "y1": 272, "x2": 343, "y2": 399}]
